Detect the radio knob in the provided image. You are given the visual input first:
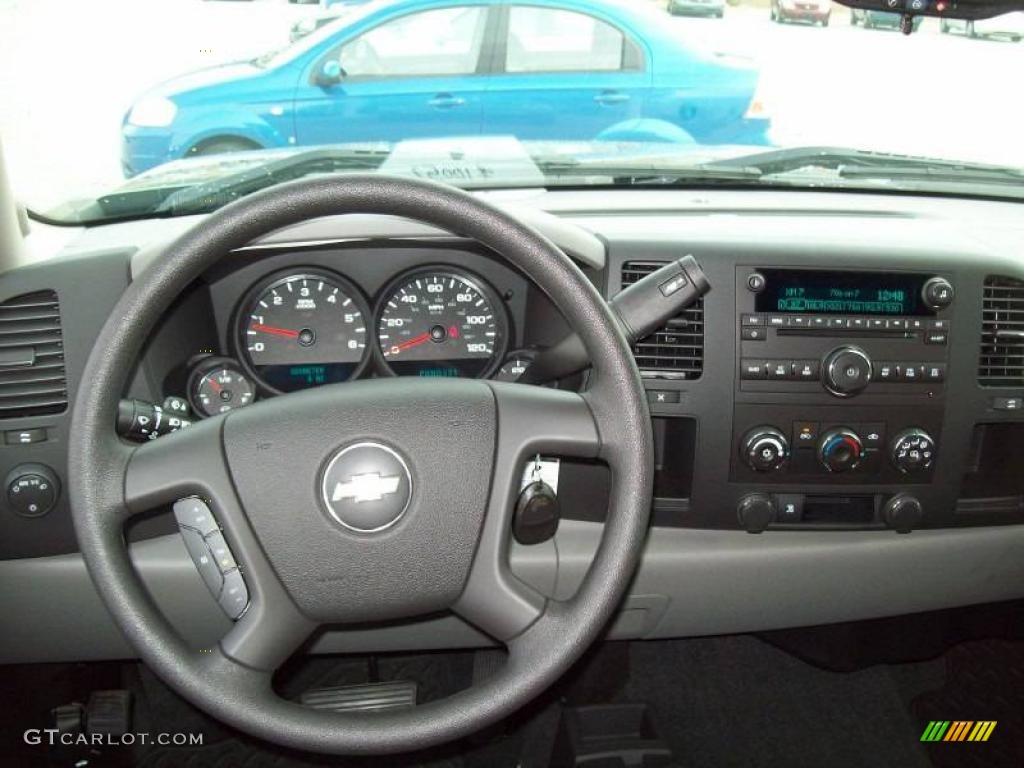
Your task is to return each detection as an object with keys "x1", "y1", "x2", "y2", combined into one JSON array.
[
  {"x1": 822, "y1": 346, "x2": 873, "y2": 397},
  {"x1": 883, "y1": 494, "x2": 924, "y2": 533},
  {"x1": 741, "y1": 427, "x2": 789, "y2": 472},
  {"x1": 737, "y1": 493, "x2": 776, "y2": 533},
  {"x1": 890, "y1": 428, "x2": 936, "y2": 474},
  {"x1": 818, "y1": 428, "x2": 864, "y2": 473},
  {"x1": 922, "y1": 277, "x2": 954, "y2": 311}
]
